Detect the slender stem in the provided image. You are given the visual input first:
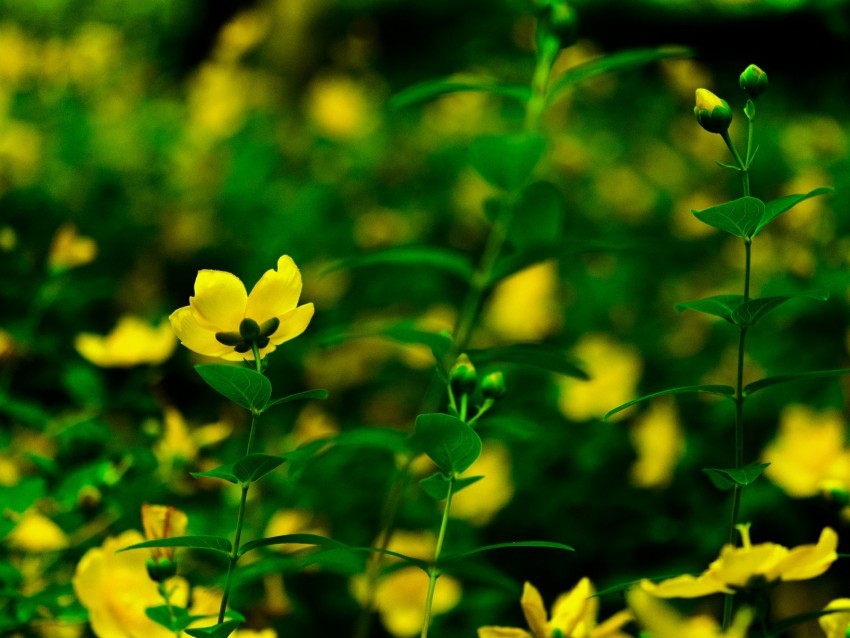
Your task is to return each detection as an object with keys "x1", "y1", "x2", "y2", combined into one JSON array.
[
  {"x1": 466, "y1": 399, "x2": 494, "y2": 427},
  {"x1": 721, "y1": 131, "x2": 750, "y2": 197},
  {"x1": 459, "y1": 394, "x2": 468, "y2": 422},
  {"x1": 158, "y1": 582, "x2": 182, "y2": 638},
  {"x1": 420, "y1": 476, "x2": 456, "y2": 638}
]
